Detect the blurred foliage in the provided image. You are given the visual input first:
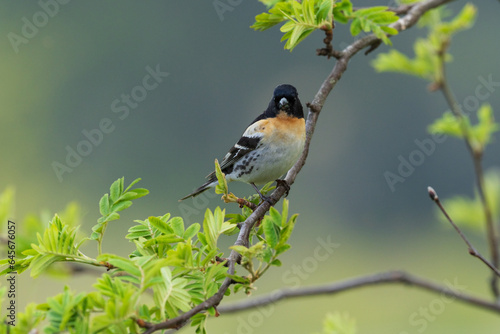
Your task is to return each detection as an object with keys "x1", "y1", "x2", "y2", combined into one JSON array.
[
  {"x1": 372, "y1": 3, "x2": 477, "y2": 83},
  {"x1": 0, "y1": 176, "x2": 298, "y2": 333},
  {"x1": 428, "y1": 103, "x2": 499, "y2": 153},
  {"x1": 0, "y1": 187, "x2": 84, "y2": 278},
  {"x1": 372, "y1": 3, "x2": 500, "y2": 238},
  {"x1": 313, "y1": 312, "x2": 357, "y2": 334},
  {"x1": 436, "y1": 169, "x2": 500, "y2": 231},
  {"x1": 252, "y1": 0, "x2": 398, "y2": 50}
]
